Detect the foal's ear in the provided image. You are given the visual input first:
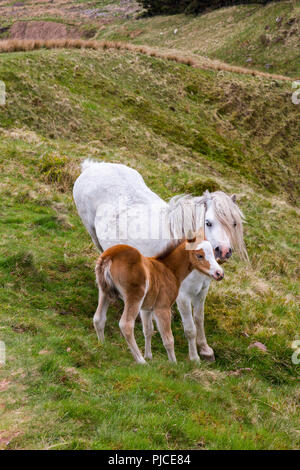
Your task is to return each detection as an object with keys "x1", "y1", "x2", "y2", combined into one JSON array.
[
  {"x1": 231, "y1": 194, "x2": 237, "y2": 204},
  {"x1": 196, "y1": 227, "x2": 205, "y2": 241},
  {"x1": 187, "y1": 229, "x2": 196, "y2": 243}
]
